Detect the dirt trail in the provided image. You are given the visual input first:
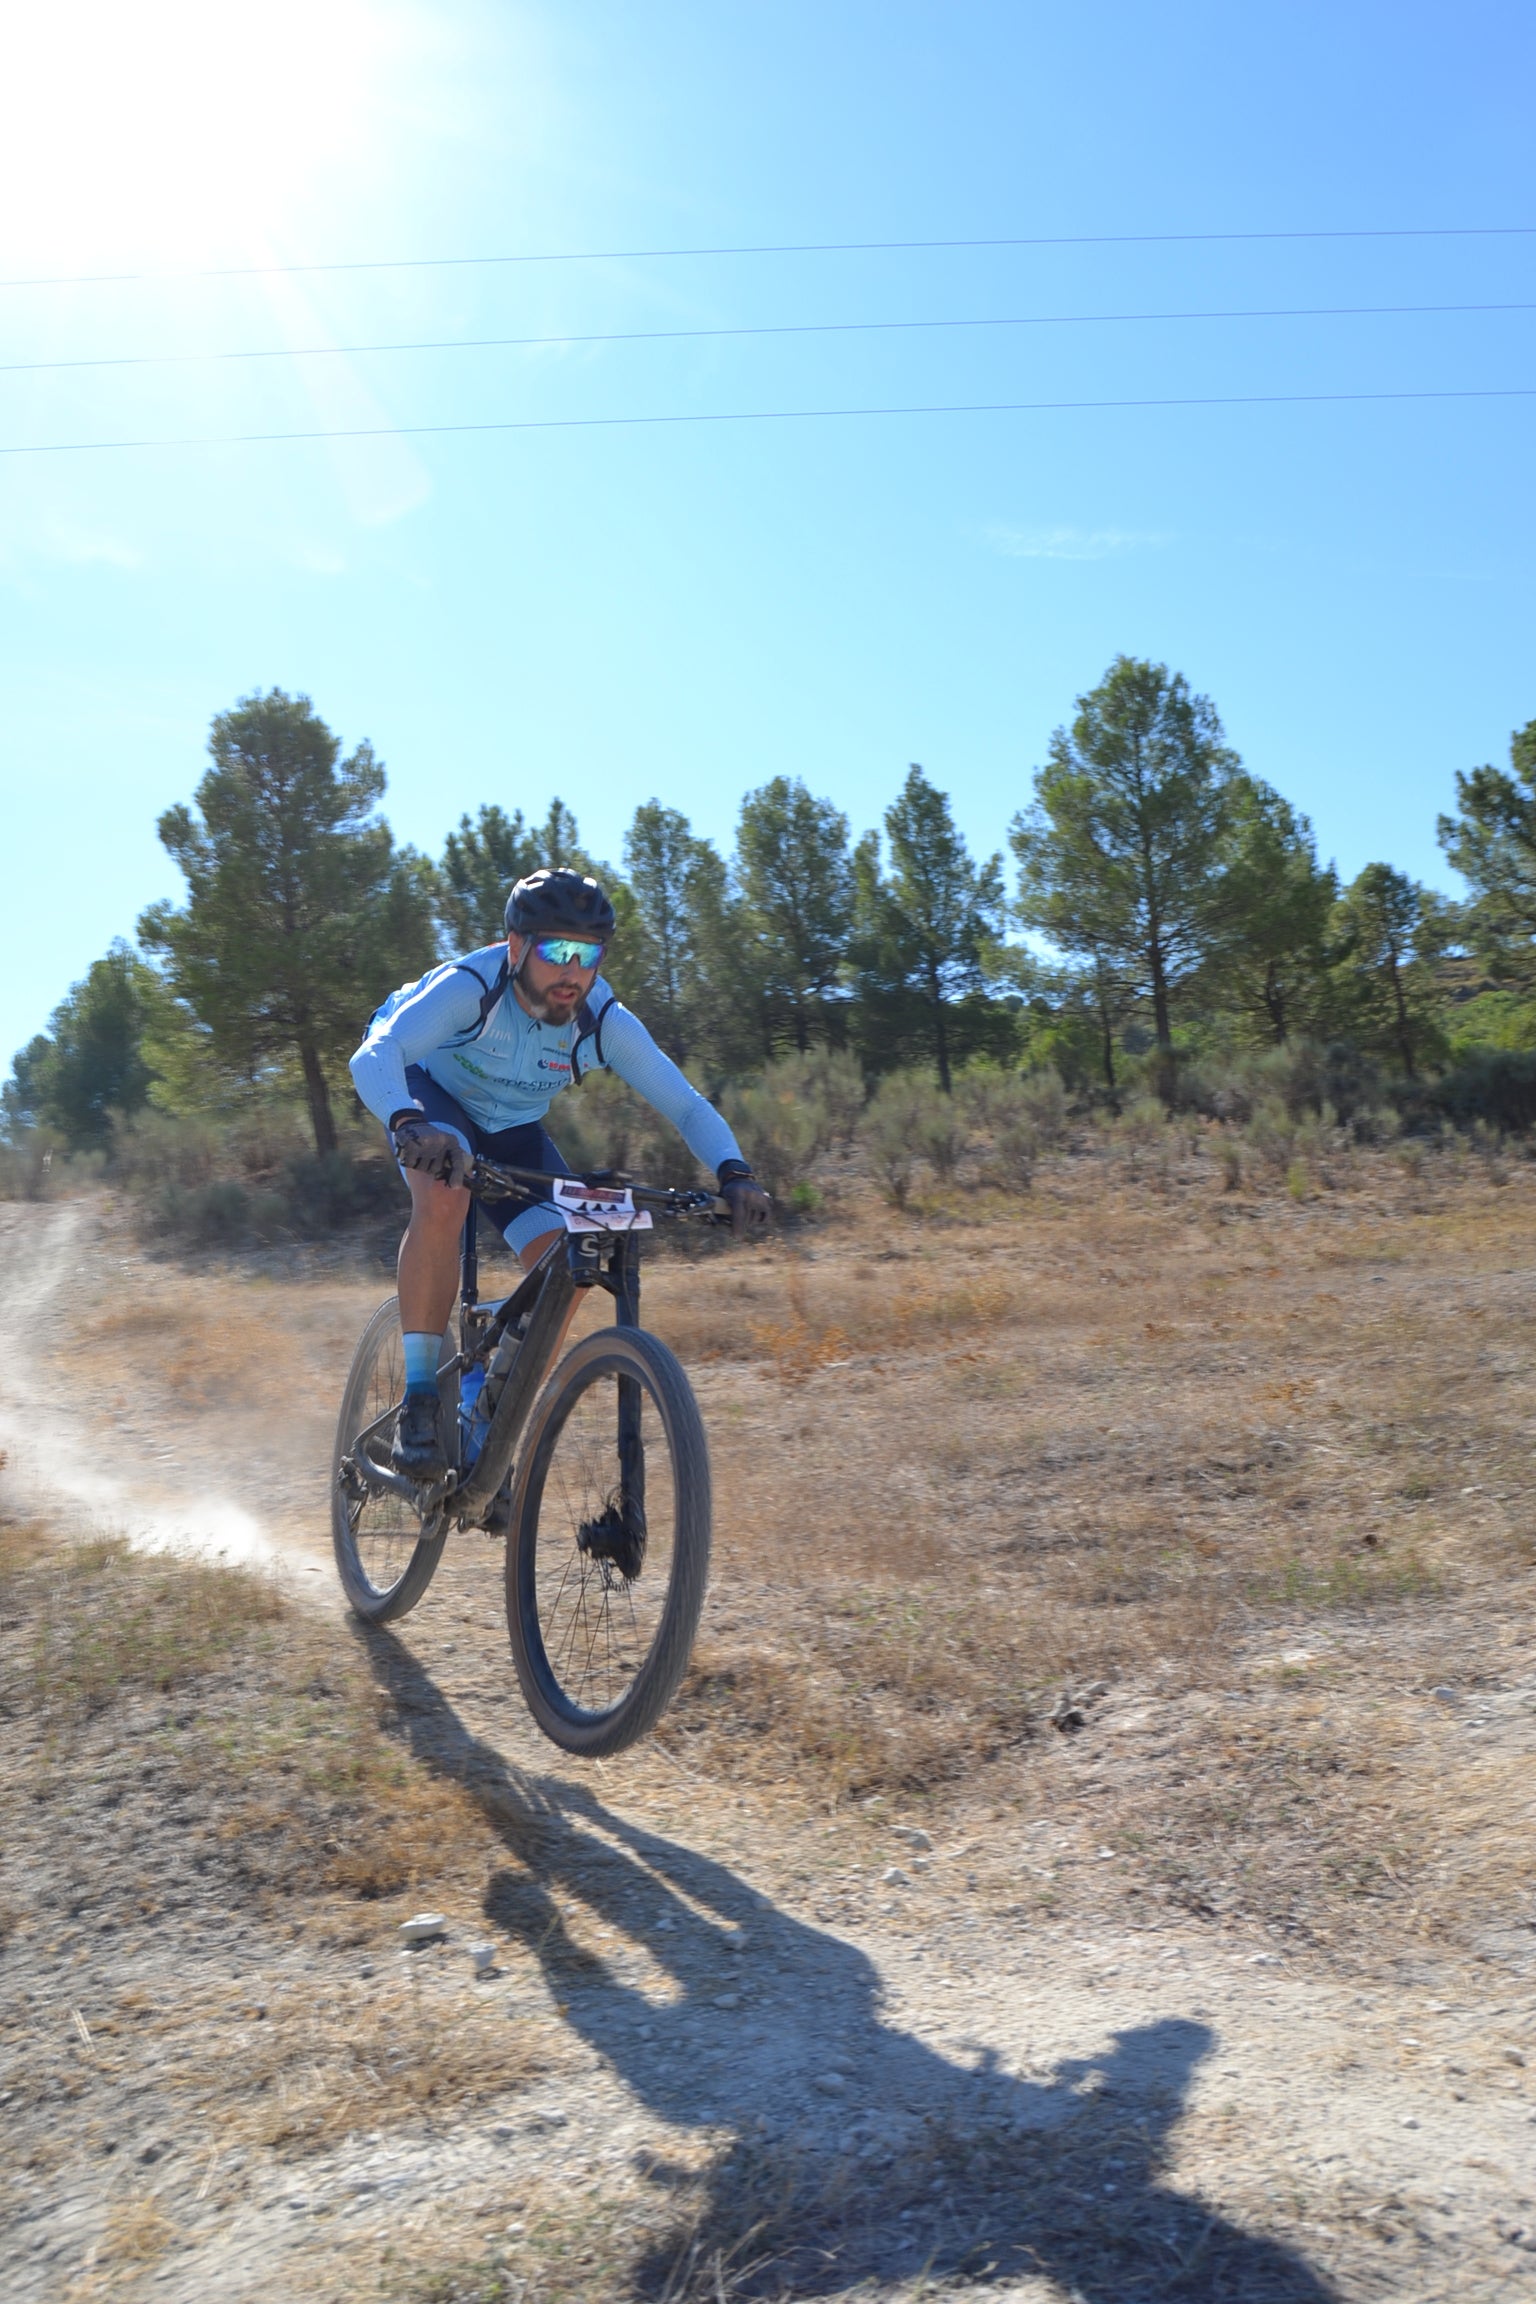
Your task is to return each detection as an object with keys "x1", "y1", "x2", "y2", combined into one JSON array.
[
  {"x1": 0, "y1": 1199, "x2": 333, "y2": 1578},
  {"x1": 2, "y1": 1198, "x2": 1534, "y2": 2301}
]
